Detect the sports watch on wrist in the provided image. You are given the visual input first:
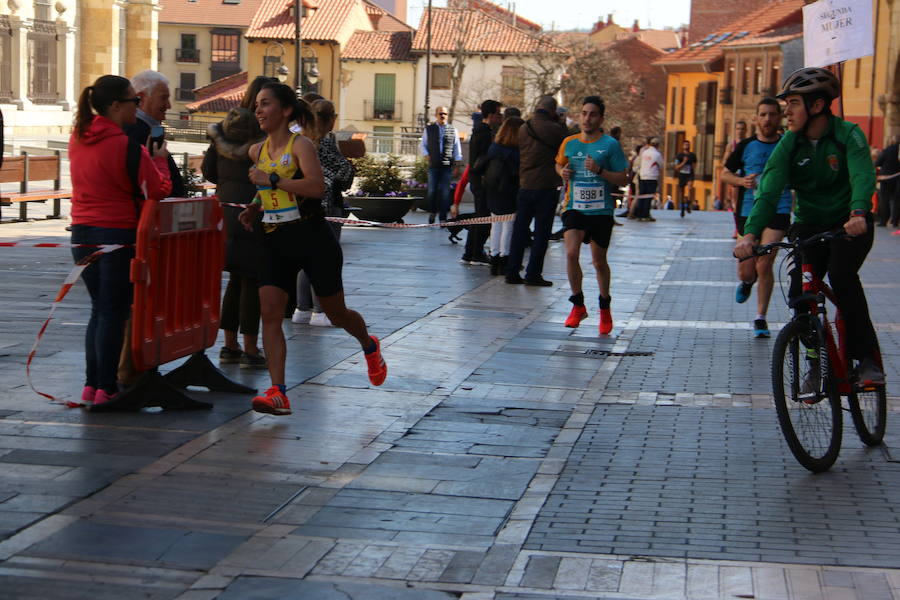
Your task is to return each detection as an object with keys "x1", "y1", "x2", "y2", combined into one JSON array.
[
  {"x1": 850, "y1": 209, "x2": 866, "y2": 217},
  {"x1": 269, "y1": 172, "x2": 280, "y2": 188}
]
